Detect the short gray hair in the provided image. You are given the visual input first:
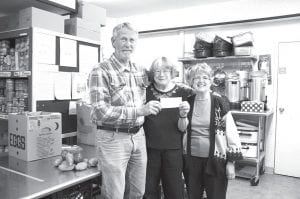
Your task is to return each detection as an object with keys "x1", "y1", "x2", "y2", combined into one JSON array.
[
  {"x1": 111, "y1": 22, "x2": 138, "y2": 43},
  {"x1": 148, "y1": 56, "x2": 178, "y2": 83},
  {"x1": 186, "y1": 63, "x2": 213, "y2": 86}
]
